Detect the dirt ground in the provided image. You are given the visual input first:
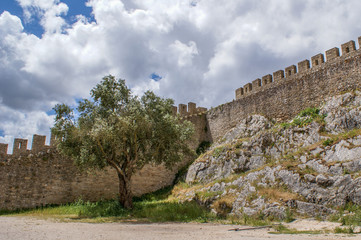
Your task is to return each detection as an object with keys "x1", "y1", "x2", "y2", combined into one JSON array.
[{"x1": 0, "y1": 216, "x2": 359, "y2": 240}]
